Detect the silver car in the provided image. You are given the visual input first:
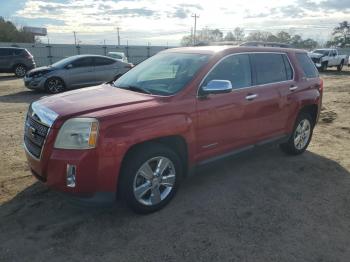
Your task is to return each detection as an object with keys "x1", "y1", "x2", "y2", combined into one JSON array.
[{"x1": 24, "y1": 54, "x2": 132, "y2": 93}]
